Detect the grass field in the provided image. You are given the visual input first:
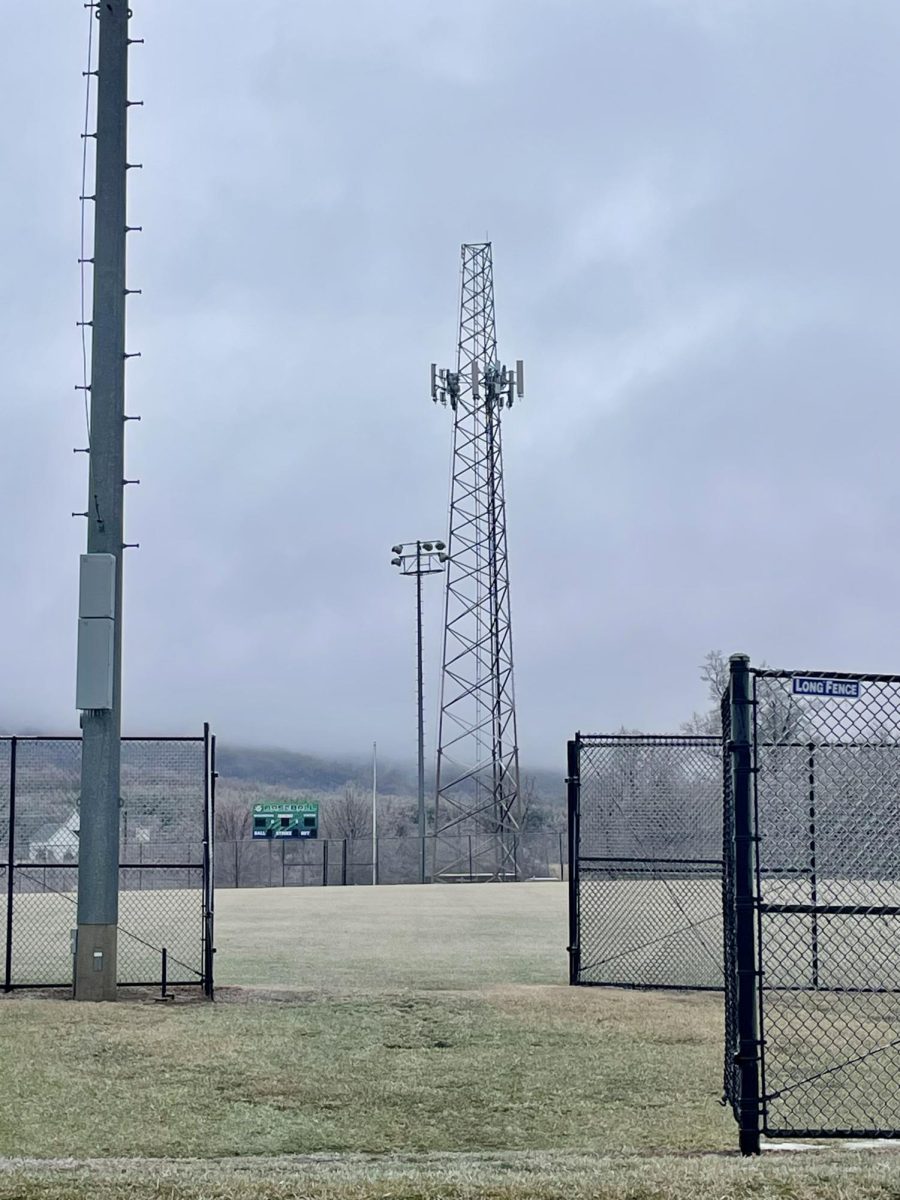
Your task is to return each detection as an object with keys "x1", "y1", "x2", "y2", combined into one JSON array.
[{"x1": 2, "y1": 882, "x2": 900, "y2": 1198}]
